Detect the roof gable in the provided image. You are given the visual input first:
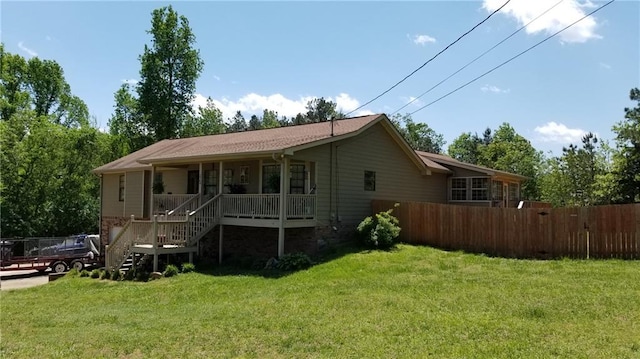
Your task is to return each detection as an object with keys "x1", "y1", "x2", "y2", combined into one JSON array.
[{"x1": 416, "y1": 151, "x2": 527, "y2": 181}]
